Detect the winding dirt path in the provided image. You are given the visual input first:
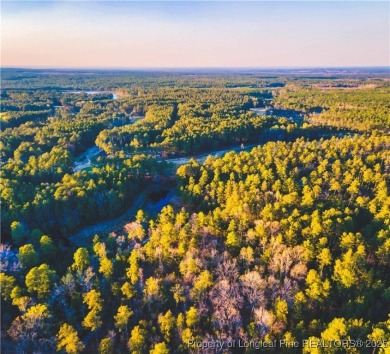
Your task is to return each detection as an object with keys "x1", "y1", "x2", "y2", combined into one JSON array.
[{"x1": 69, "y1": 184, "x2": 162, "y2": 247}]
